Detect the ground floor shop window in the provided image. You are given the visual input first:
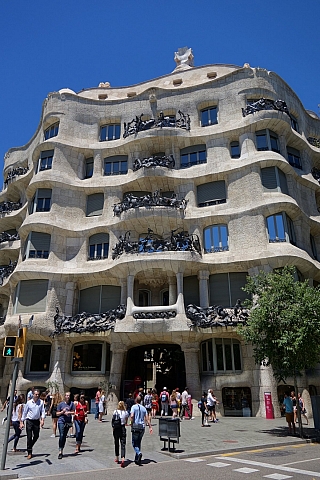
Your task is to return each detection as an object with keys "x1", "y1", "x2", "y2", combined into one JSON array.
[
  {"x1": 72, "y1": 343, "x2": 110, "y2": 373},
  {"x1": 222, "y1": 387, "x2": 252, "y2": 417}
]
